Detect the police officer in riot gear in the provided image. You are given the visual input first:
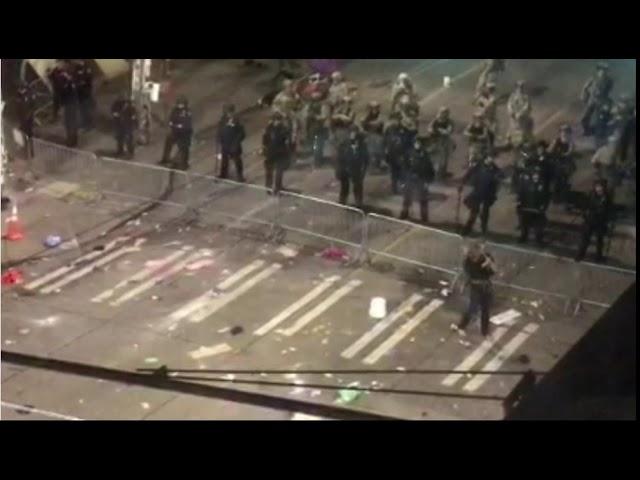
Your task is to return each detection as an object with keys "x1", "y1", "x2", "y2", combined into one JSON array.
[
  {"x1": 581, "y1": 62, "x2": 614, "y2": 136},
  {"x1": 262, "y1": 112, "x2": 292, "y2": 194},
  {"x1": 161, "y1": 96, "x2": 193, "y2": 170},
  {"x1": 361, "y1": 101, "x2": 385, "y2": 171},
  {"x1": 526, "y1": 140, "x2": 553, "y2": 195},
  {"x1": 517, "y1": 168, "x2": 549, "y2": 245},
  {"x1": 16, "y1": 81, "x2": 37, "y2": 158},
  {"x1": 384, "y1": 112, "x2": 409, "y2": 195},
  {"x1": 429, "y1": 106, "x2": 455, "y2": 180},
  {"x1": 111, "y1": 96, "x2": 137, "y2": 158},
  {"x1": 217, "y1": 113, "x2": 246, "y2": 181},
  {"x1": 592, "y1": 95, "x2": 615, "y2": 148},
  {"x1": 400, "y1": 136, "x2": 435, "y2": 223},
  {"x1": 452, "y1": 241, "x2": 497, "y2": 338},
  {"x1": 548, "y1": 124, "x2": 576, "y2": 204},
  {"x1": 73, "y1": 59, "x2": 94, "y2": 129},
  {"x1": 305, "y1": 91, "x2": 330, "y2": 167},
  {"x1": 458, "y1": 155, "x2": 503, "y2": 236},
  {"x1": 512, "y1": 138, "x2": 536, "y2": 194},
  {"x1": 575, "y1": 179, "x2": 612, "y2": 263},
  {"x1": 464, "y1": 113, "x2": 491, "y2": 157},
  {"x1": 336, "y1": 126, "x2": 369, "y2": 208}
]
